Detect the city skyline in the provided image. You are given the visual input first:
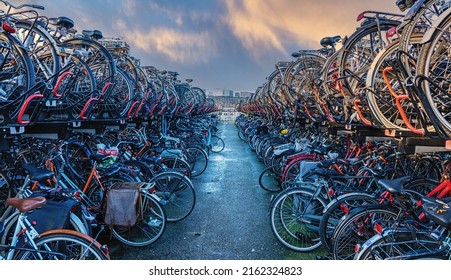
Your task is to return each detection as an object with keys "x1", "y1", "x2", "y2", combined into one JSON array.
[{"x1": 14, "y1": 0, "x2": 399, "y2": 92}]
